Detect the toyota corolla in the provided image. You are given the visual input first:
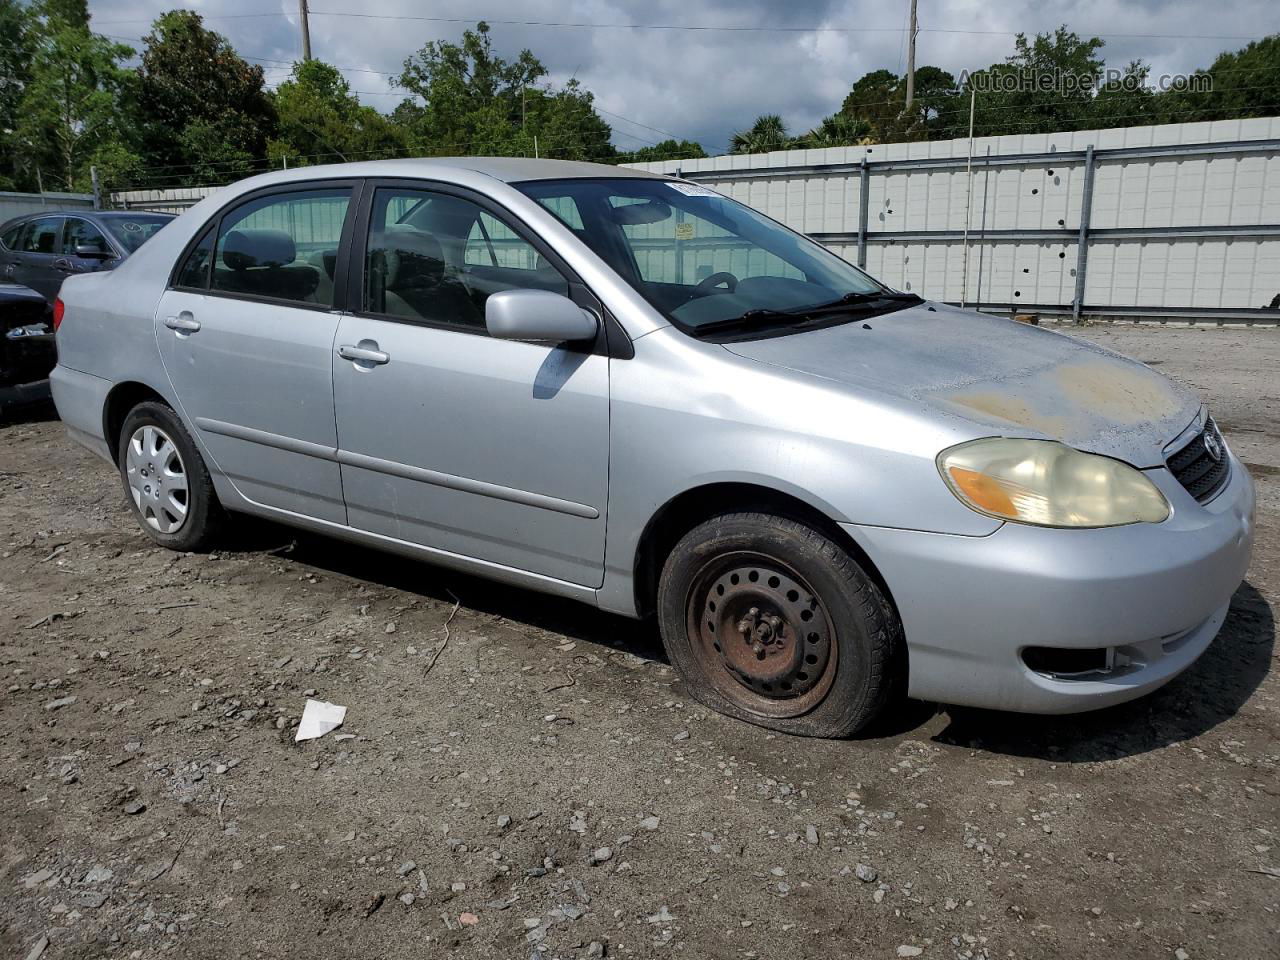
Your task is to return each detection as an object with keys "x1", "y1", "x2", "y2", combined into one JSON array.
[{"x1": 49, "y1": 158, "x2": 1254, "y2": 737}]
